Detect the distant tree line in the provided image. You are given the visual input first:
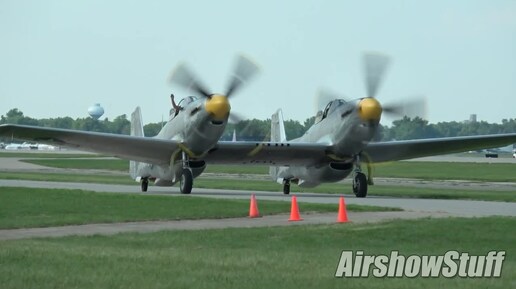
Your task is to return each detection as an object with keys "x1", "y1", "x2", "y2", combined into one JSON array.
[{"x1": 1, "y1": 108, "x2": 515, "y2": 143}]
